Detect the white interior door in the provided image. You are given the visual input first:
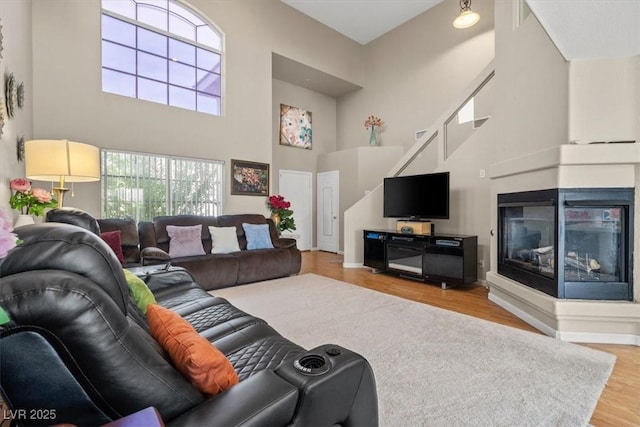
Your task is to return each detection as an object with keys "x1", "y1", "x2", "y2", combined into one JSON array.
[
  {"x1": 317, "y1": 170, "x2": 339, "y2": 253},
  {"x1": 278, "y1": 170, "x2": 312, "y2": 251}
]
